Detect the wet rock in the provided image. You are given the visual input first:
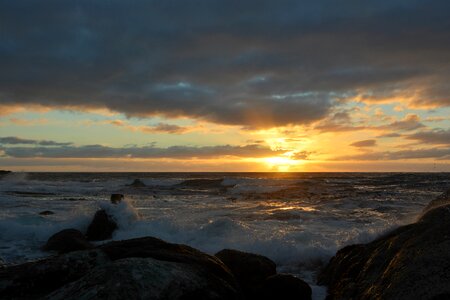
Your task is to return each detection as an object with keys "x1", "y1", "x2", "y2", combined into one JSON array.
[
  {"x1": 318, "y1": 189, "x2": 450, "y2": 300},
  {"x1": 215, "y1": 249, "x2": 276, "y2": 297},
  {"x1": 45, "y1": 257, "x2": 240, "y2": 300},
  {"x1": 259, "y1": 274, "x2": 312, "y2": 300},
  {"x1": 110, "y1": 193, "x2": 124, "y2": 204},
  {"x1": 39, "y1": 210, "x2": 55, "y2": 215},
  {"x1": 99, "y1": 237, "x2": 237, "y2": 288},
  {"x1": 0, "y1": 250, "x2": 109, "y2": 299},
  {"x1": 43, "y1": 229, "x2": 93, "y2": 254},
  {"x1": 127, "y1": 179, "x2": 146, "y2": 188},
  {"x1": 86, "y1": 210, "x2": 117, "y2": 241}
]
